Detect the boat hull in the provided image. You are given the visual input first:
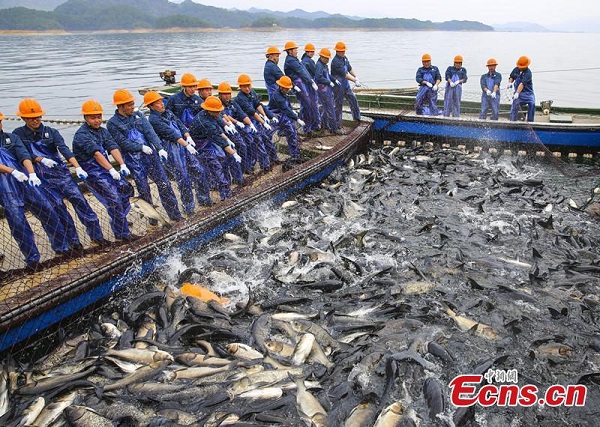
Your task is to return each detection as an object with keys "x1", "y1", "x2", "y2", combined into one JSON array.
[{"x1": 0, "y1": 121, "x2": 372, "y2": 353}]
